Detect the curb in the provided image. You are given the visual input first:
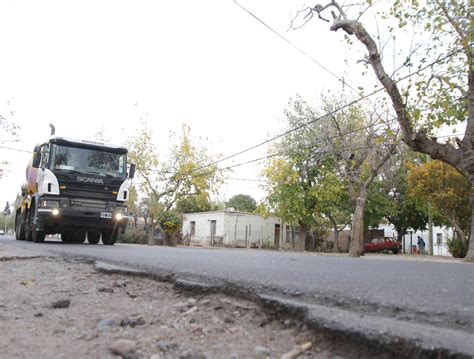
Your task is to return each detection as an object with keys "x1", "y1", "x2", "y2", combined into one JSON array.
[
  {"x1": 259, "y1": 295, "x2": 474, "y2": 358},
  {"x1": 93, "y1": 260, "x2": 474, "y2": 359}
]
